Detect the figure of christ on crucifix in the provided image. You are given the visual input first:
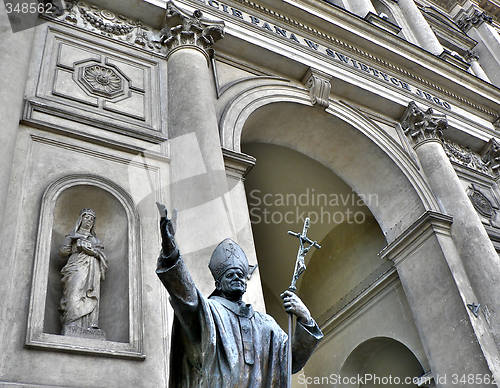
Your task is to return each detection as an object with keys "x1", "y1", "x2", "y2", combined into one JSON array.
[{"x1": 155, "y1": 205, "x2": 323, "y2": 388}]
